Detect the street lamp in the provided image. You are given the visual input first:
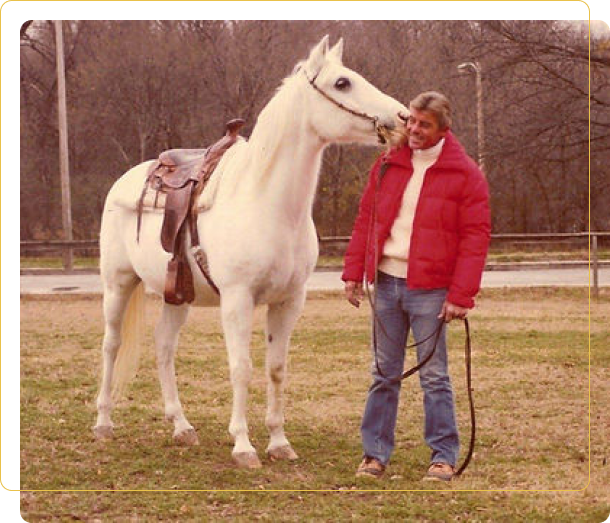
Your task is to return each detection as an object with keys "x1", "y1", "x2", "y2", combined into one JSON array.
[{"x1": 458, "y1": 61, "x2": 485, "y2": 175}]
